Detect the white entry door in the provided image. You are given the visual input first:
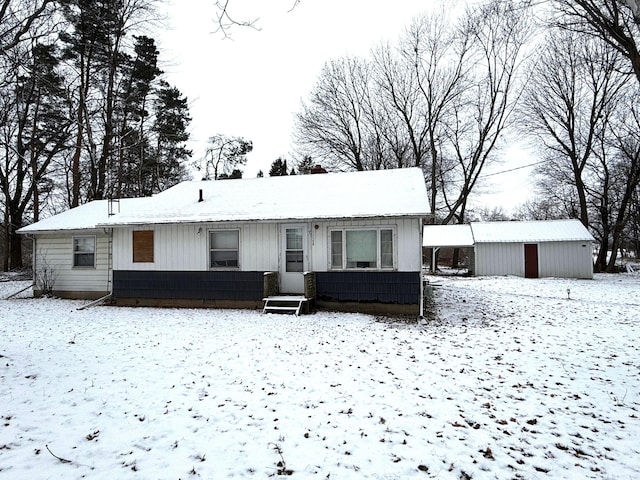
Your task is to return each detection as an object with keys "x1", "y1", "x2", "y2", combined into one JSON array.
[{"x1": 280, "y1": 225, "x2": 306, "y2": 294}]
